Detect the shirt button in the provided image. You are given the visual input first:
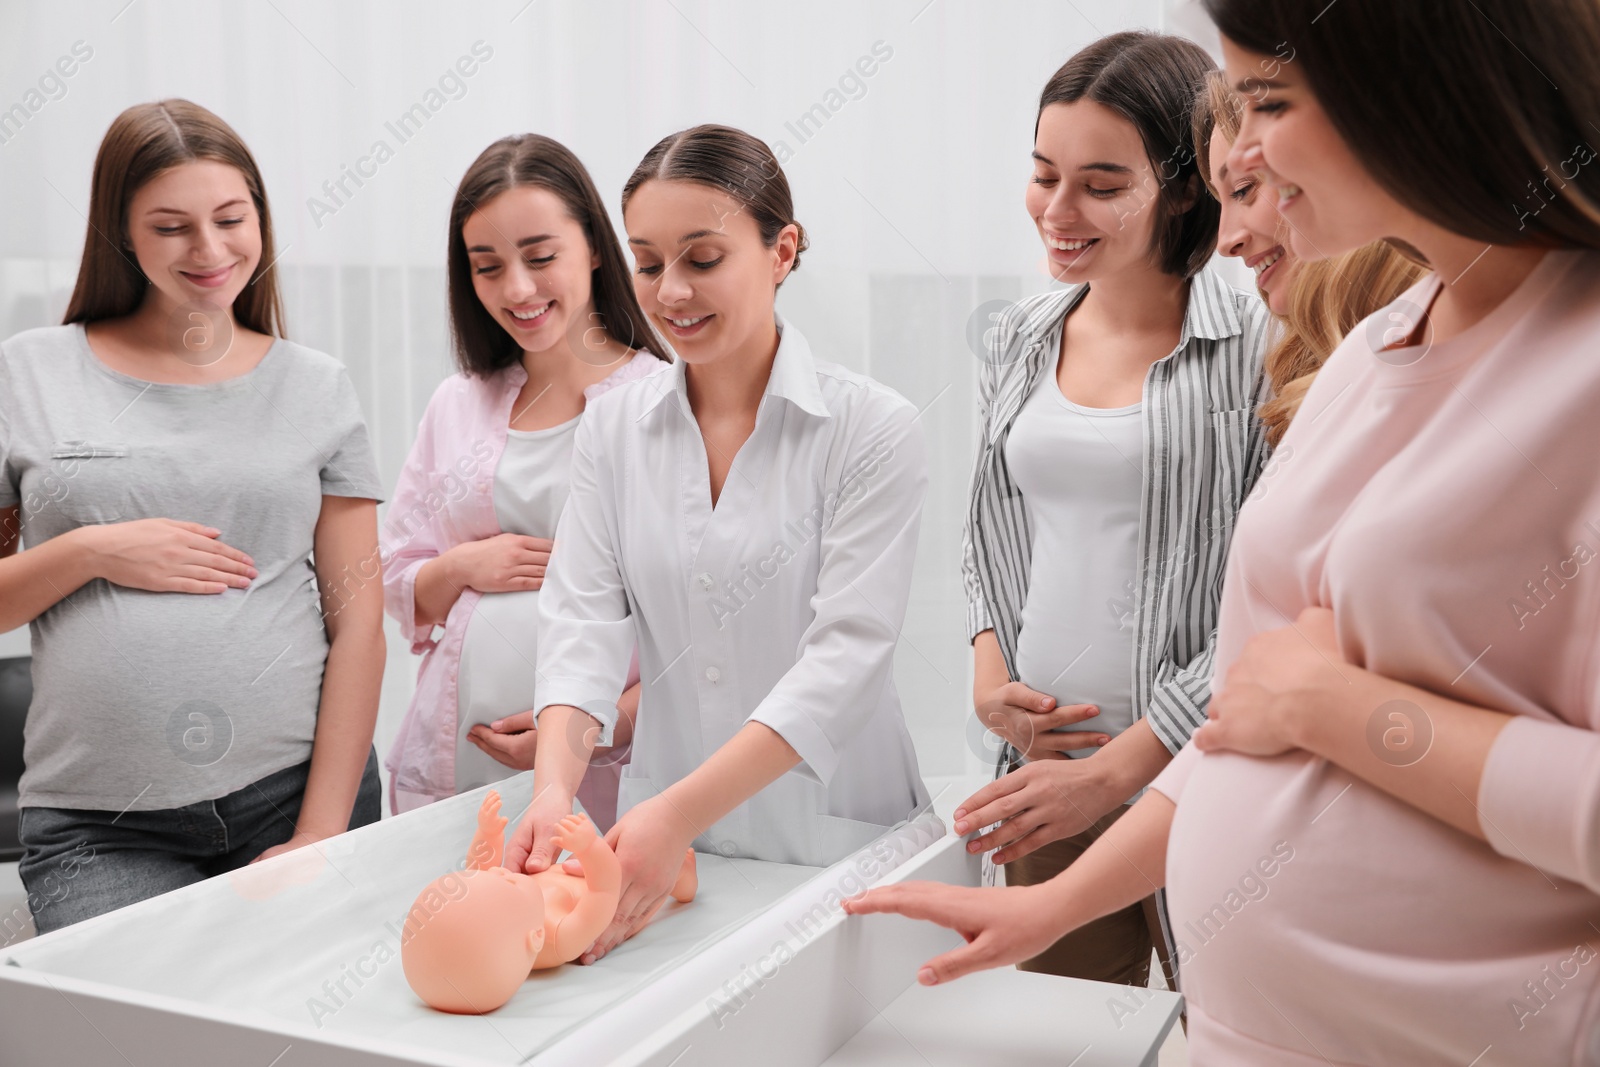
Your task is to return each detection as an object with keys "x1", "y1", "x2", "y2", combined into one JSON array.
[
  {"x1": 704, "y1": 666, "x2": 721, "y2": 683},
  {"x1": 697, "y1": 573, "x2": 715, "y2": 590}
]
